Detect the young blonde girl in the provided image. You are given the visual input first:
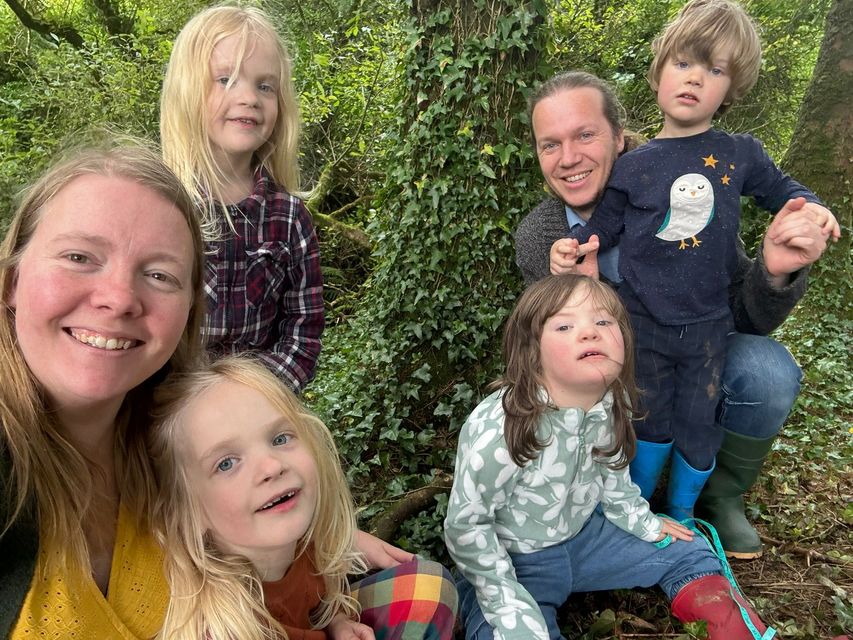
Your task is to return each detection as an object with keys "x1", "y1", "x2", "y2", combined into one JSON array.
[
  {"x1": 160, "y1": 4, "x2": 323, "y2": 392},
  {"x1": 150, "y1": 356, "x2": 457, "y2": 640},
  {"x1": 445, "y1": 275, "x2": 775, "y2": 640}
]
